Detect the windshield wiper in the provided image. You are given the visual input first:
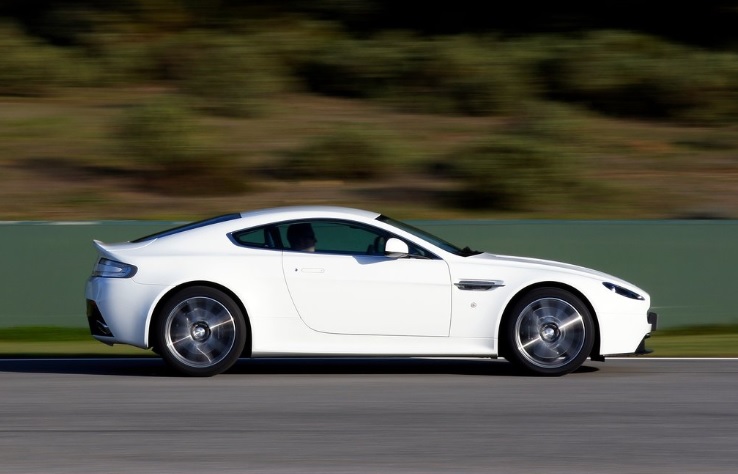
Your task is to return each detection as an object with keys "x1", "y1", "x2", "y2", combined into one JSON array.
[{"x1": 460, "y1": 246, "x2": 482, "y2": 257}]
